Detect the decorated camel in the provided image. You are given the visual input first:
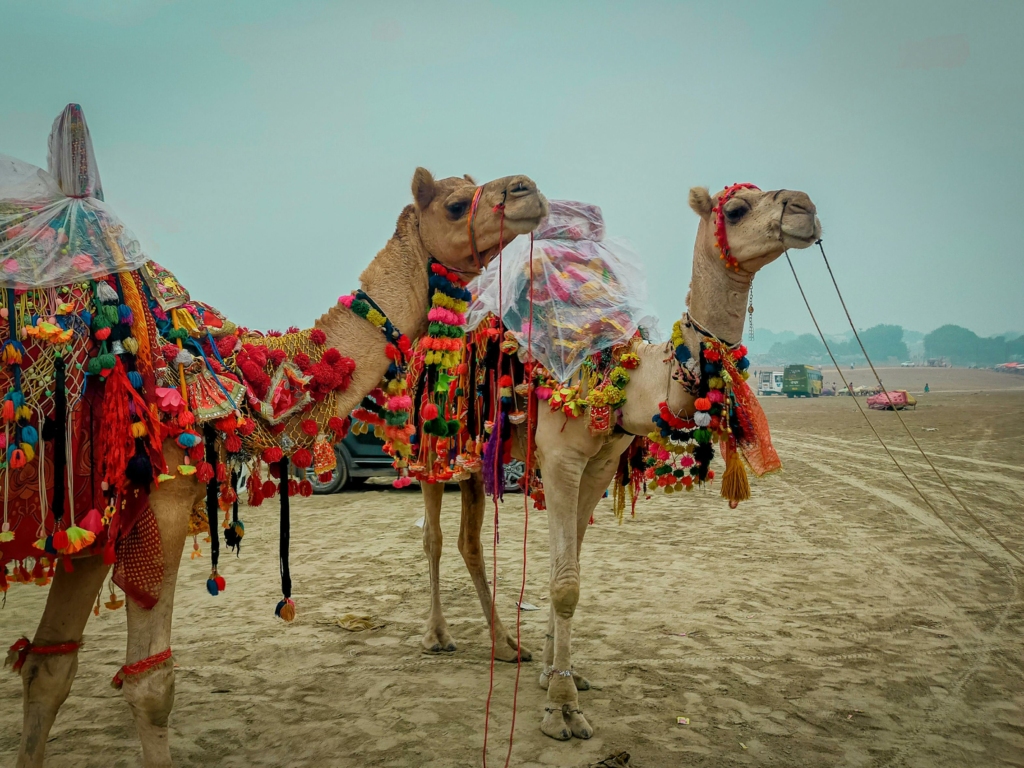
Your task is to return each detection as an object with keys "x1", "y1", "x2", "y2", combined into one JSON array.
[
  {"x1": 414, "y1": 184, "x2": 820, "y2": 740},
  {"x1": 3, "y1": 105, "x2": 547, "y2": 768}
]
